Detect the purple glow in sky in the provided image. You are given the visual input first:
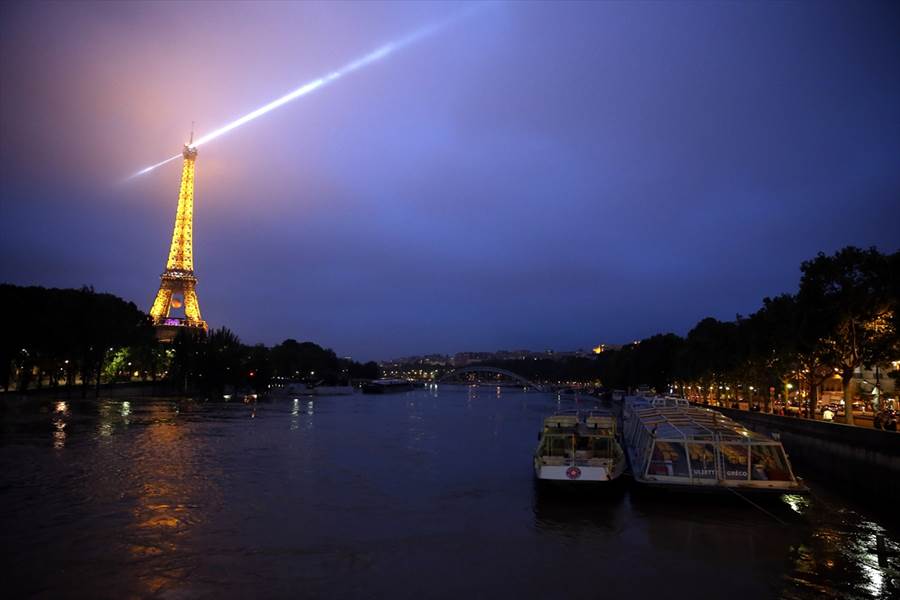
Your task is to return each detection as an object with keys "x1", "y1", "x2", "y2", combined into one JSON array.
[
  {"x1": 130, "y1": 5, "x2": 483, "y2": 179},
  {"x1": 1, "y1": 1, "x2": 899, "y2": 360}
]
